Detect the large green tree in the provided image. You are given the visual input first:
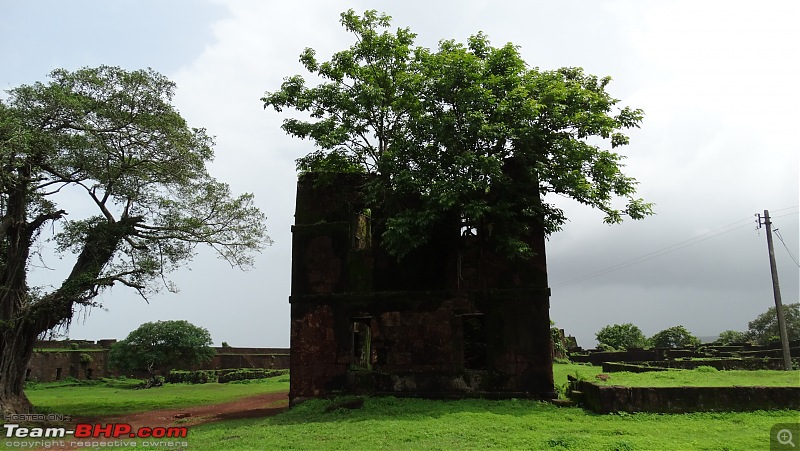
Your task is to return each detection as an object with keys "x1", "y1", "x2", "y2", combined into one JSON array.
[
  {"x1": 650, "y1": 325, "x2": 701, "y2": 348},
  {"x1": 263, "y1": 10, "x2": 653, "y2": 258},
  {"x1": 108, "y1": 320, "x2": 215, "y2": 387},
  {"x1": 0, "y1": 66, "x2": 270, "y2": 415},
  {"x1": 595, "y1": 323, "x2": 649, "y2": 350},
  {"x1": 746, "y1": 302, "x2": 800, "y2": 345}
]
